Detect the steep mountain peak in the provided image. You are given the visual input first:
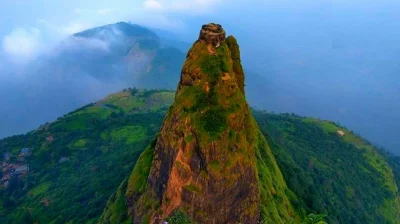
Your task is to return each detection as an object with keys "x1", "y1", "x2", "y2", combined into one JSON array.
[{"x1": 100, "y1": 23, "x2": 298, "y2": 224}]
